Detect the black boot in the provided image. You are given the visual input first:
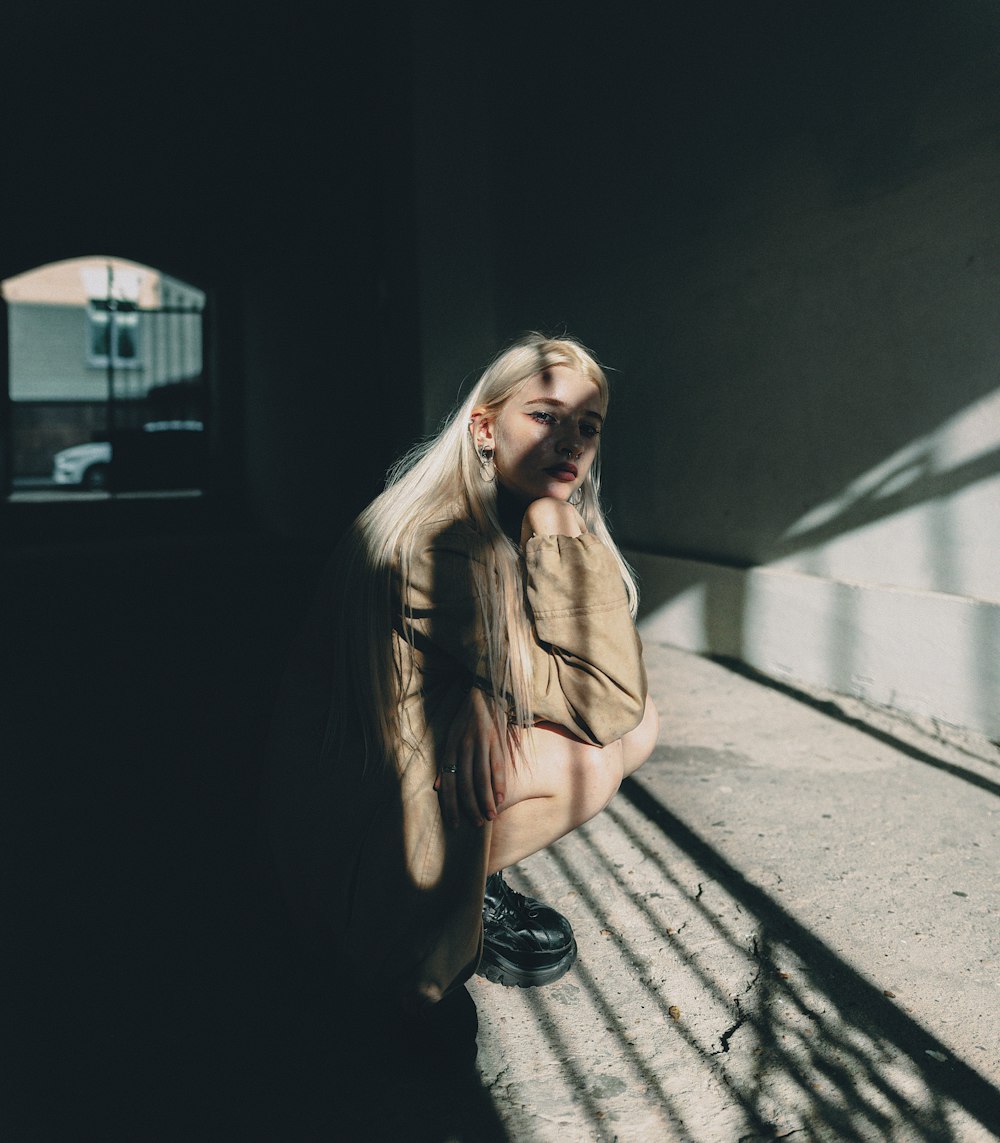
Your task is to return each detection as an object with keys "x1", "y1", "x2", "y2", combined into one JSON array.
[{"x1": 478, "y1": 871, "x2": 578, "y2": 988}]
